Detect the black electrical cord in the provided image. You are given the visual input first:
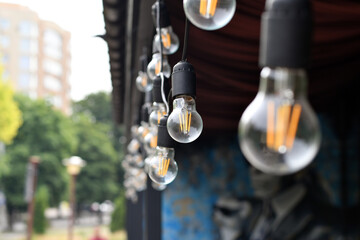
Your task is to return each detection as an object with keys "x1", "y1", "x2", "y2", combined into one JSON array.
[
  {"x1": 182, "y1": 17, "x2": 189, "y2": 61},
  {"x1": 157, "y1": 0, "x2": 163, "y2": 72}
]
